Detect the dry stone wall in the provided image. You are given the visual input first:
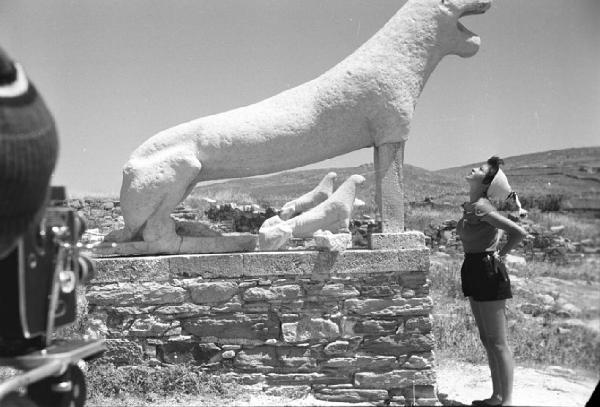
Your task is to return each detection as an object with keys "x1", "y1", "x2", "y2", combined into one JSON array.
[{"x1": 86, "y1": 234, "x2": 438, "y2": 405}]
